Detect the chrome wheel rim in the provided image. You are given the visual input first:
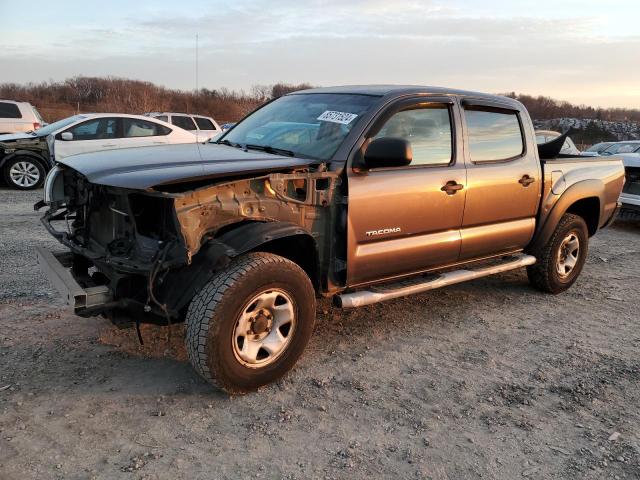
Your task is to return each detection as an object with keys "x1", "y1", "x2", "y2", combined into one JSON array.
[
  {"x1": 232, "y1": 288, "x2": 296, "y2": 368},
  {"x1": 556, "y1": 232, "x2": 580, "y2": 278},
  {"x1": 9, "y1": 161, "x2": 40, "y2": 188}
]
